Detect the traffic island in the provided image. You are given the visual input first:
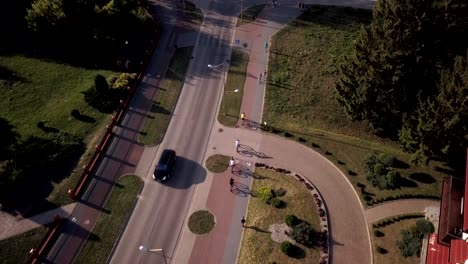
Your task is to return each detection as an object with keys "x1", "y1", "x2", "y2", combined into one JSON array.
[
  {"x1": 188, "y1": 210, "x2": 216, "y2": 235},
  {"x1": 205, "y1": 154, "x2": 230, "y2": 173}
]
